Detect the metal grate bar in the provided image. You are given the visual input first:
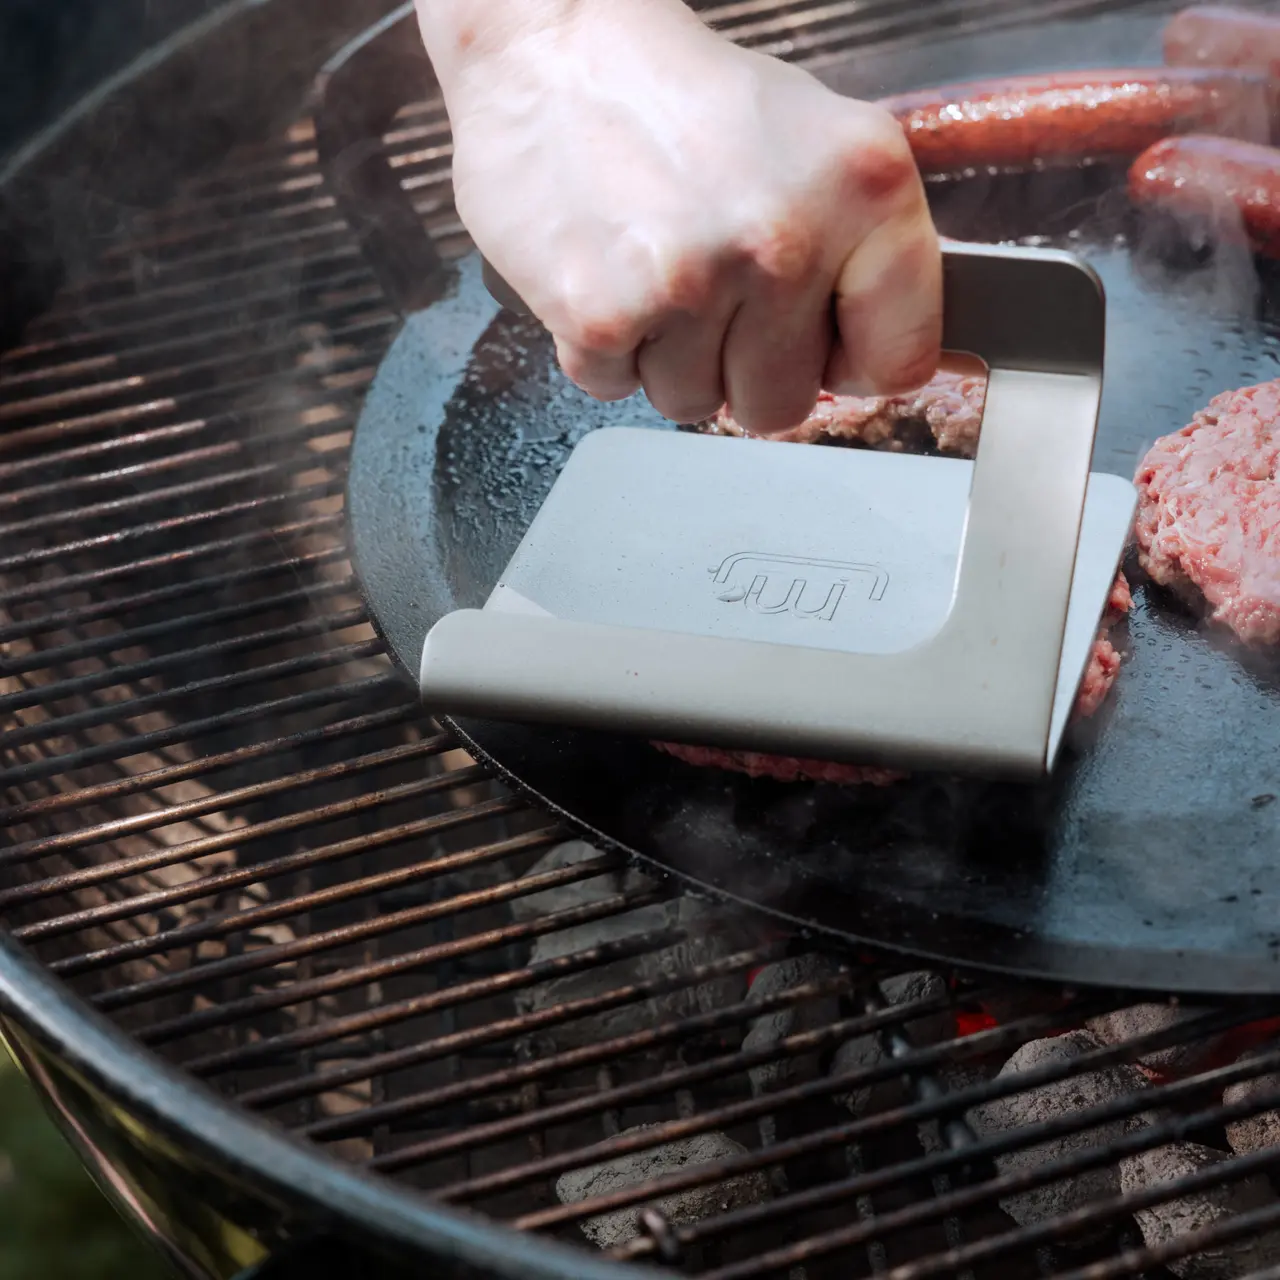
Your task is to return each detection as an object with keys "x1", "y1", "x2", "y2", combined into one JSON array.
[
  {"x1": 0, "y1": 376, "x2": 362, "y2": 456},
  {"x1": 363, "y1": 986, "x2": 969, "y2": 1174},
  {"x1": 8, "y1": 767, "x2": 496, "y2": 929},
  {"x1": 0, "y1": 409, "x2": 358, "y2": 498},
  {"x1": 31, "y1": 245, "x2": 366, "y2": 334},
  {"x1": 0, "y1": 604, "x2": 367, "y2": 717},
  {"x1": 0, "y1": 477, "x2": 344, "y2": 578},
  {"x1": 759, "y1": 1074, "x2": 1280, "y2": 1280},
  {"x1": 145, "y1": 887, "x2": 697, "y2": 1052},
  {"x1": 1051, "y1": 1209, "x2": 1280, "y2": 1280},
  {"x1": 0, "y1": 319, "x2": 391, "y2": 428},
  {"x1": 0, "y1": 543, "x2": 348, "y2": 648},
  {"x1": 710, "y1": 0, "x2": 1158, "y2": 51},
  {"x1": 0, "y1": 418, "x2": 350, "y2": 513},
  {"x1": 2, "y1": 724, "x2": 443, "y2": 866},
  {"x1": 0, "y1": 451, "x2": 347, "y2": 541},
  {"x1": 455, "y1": 1003, "x2": 1262, "y2": 1212},
  {"x1": 0, "y1": 669, "x2": 395, "y2": 789},
  {"x1": 12, "y1": 254, "x2": 371, "y2": 353},
  {"x1": 614, "y1": 1042, "x2": 1280, "y2": 1267},
  {"x1": 303, "y1": 951, "x2": 828, "y2": 1141},
  {"x1": 0, "y1": 578, "x2": 357, "y2": 685},
  {"x1": 234, "y1": 944, "x2": 769, "y2": 1113},
  {"x1": 94, "y1": 827, "x2": 564, "y2": 1013},
  {"x1": 691, "y1": 1083, "x2": 1280, "y2": 1280},
  {"x1": 39, "y1": 794, "x2": 524, "y2": 973},
  {"x1": 584, "y1": 1032, "x2": 1280, "y2": 1273},
  {"x1": 181, "y1": 887, "x2": 684, "y2": 1075},
  {"x1": 0, "y1": 512, "x2": 343, "y2": 610},
  {"x1": 97, "y1": 193, "x2": 341, "y2": 266},
  {"x1": 0, "y1": 626, "x2": 373, "y2": 761},
  {"x1": 0, "y1": 285, "x2": 383, "y2": 393},
  {"x1": 44, "y1": 221, "x2": 360, "y2": 310},
  {"x1": 0, "y1": 701, "x2": 418, "y2": 824}
]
